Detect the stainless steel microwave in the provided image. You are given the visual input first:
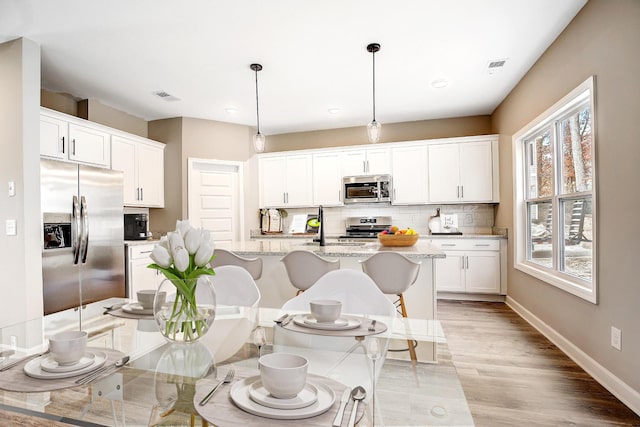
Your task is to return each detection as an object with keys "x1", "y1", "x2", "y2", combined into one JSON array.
[{"x1": 343, "y1": 174, "x2": 392, "y2": 204}]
